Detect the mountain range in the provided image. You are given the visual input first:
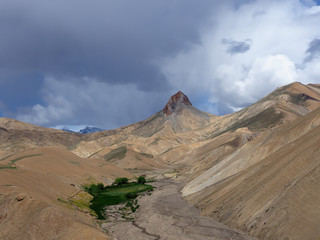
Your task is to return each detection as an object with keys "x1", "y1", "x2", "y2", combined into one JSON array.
[
  {"x1": 0, "y1": 82, "x2": 320, "y2": 239},
  {"x1": 61, "y1": 126, "x2": 105, "y2": 134}
]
